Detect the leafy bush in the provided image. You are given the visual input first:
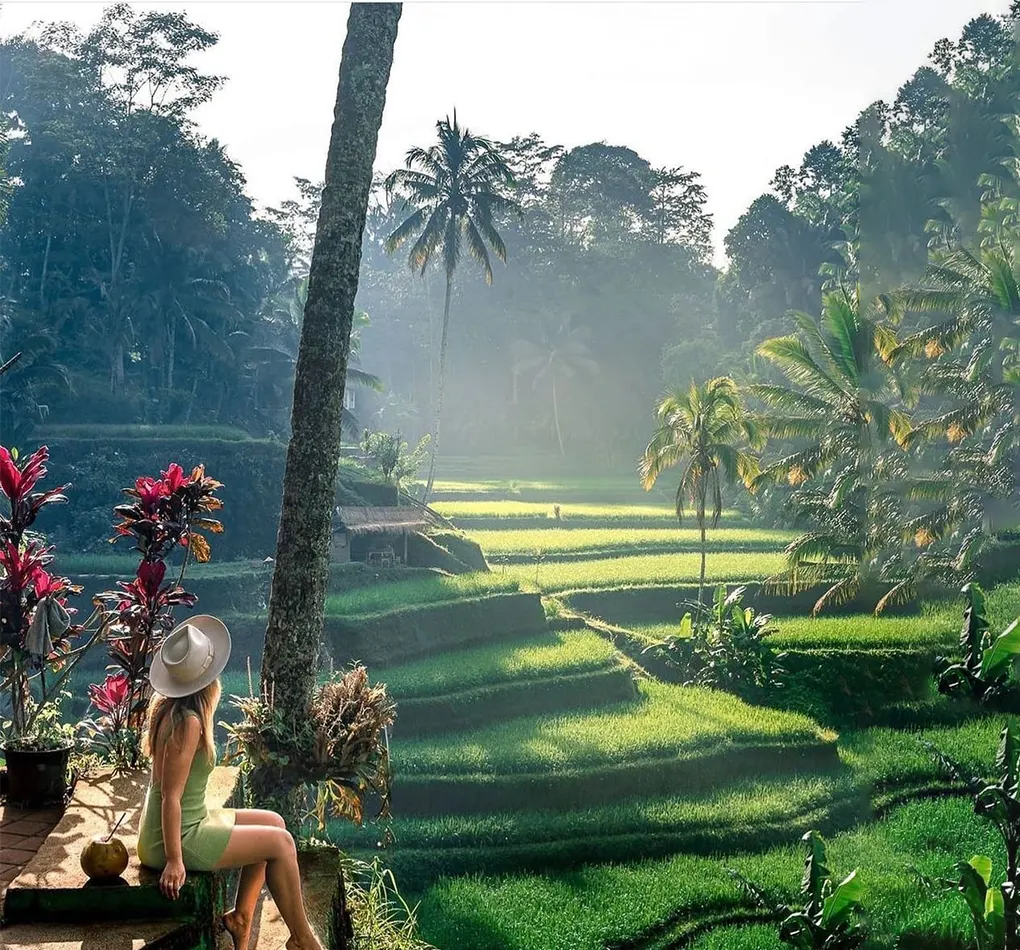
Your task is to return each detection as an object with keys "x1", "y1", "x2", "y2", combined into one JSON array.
[
  {"x1": 0, "y1": 445, "x2": 109, "y2": 750},
  {"x1": 731, "y1": 830, "x2": 865, "y2": 949},
  {"x1": 935, "y1": 583, "x2": 1020, "y2": 704},
  {"x1": 931, "y1": 722, "x2": 1020, "y2": 950},
  {"x1": 93, "y1": 462, "x2": 224, "y2": 766},
  {"x1": 225, "y1": 665, "x2": 395, "y2": 828},
  {"x1": 652, "y1": 585, "x2": 785, "y2": 700},
  {"x1": 949, "y1": 855, "x2": 1009, "y2": 950}
]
